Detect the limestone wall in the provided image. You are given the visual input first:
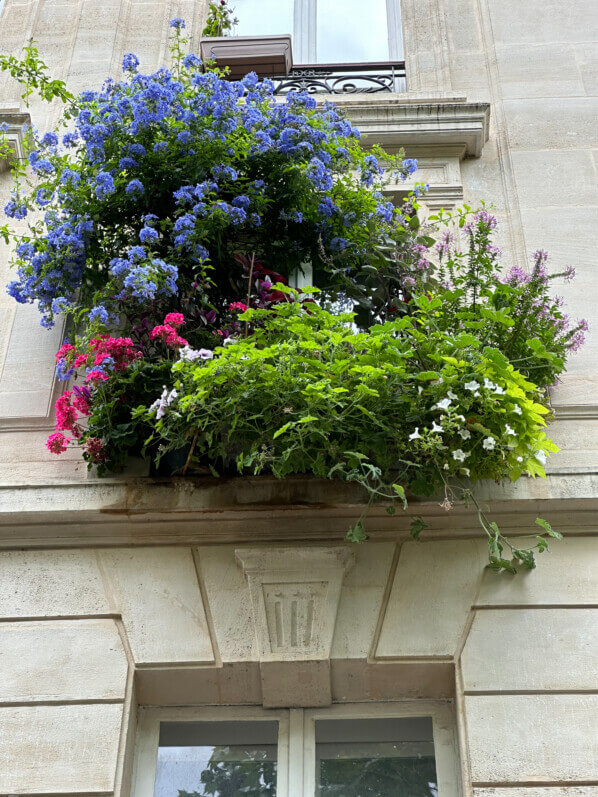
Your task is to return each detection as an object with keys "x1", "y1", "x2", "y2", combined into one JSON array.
[
  {"x1": 0, "y1": 0, "x2": 597, "y2": 794},
  {"x1": 0, "y1": 534, "x2": 597, "y2": 793}
]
